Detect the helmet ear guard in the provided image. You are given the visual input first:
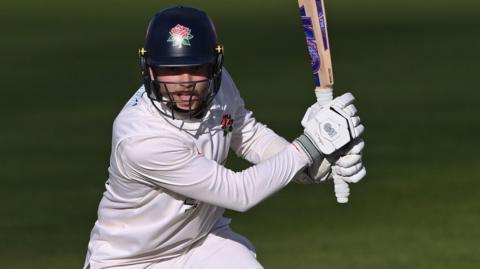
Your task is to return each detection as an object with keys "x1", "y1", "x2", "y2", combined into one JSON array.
[
  {"x1": 139, "y1": 47, "x2": 157, "y2": 100},
  {"x1": 212, "y1": 44, "x2": 224, "y2": 93},
  {"x1": 214, "y1": 45, "x2": 224, "y2": 74}
]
